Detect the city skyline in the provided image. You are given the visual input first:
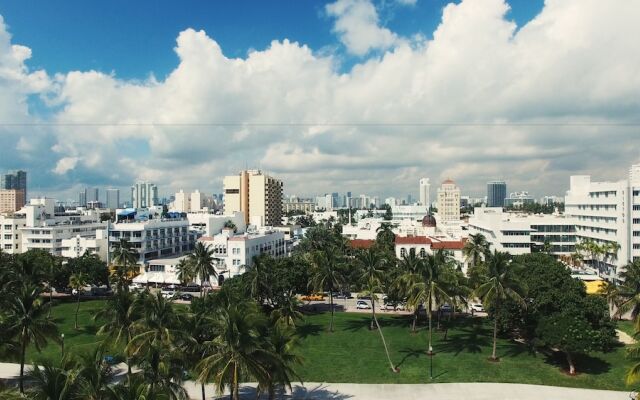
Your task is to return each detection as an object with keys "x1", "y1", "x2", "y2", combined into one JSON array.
[{"x1": 1, "y1": 0, "x2": 639, "y2": 201}]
